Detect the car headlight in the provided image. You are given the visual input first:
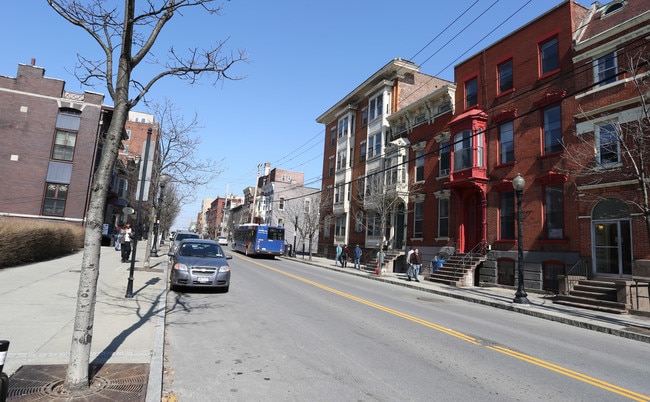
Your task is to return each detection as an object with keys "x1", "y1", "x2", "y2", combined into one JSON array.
[
  {"x1": 218, "y1": 265, "x2": 230, "y2": 273},
  {"x1": 173, "y1": 263, "x2": 188, "y2": 271}
]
